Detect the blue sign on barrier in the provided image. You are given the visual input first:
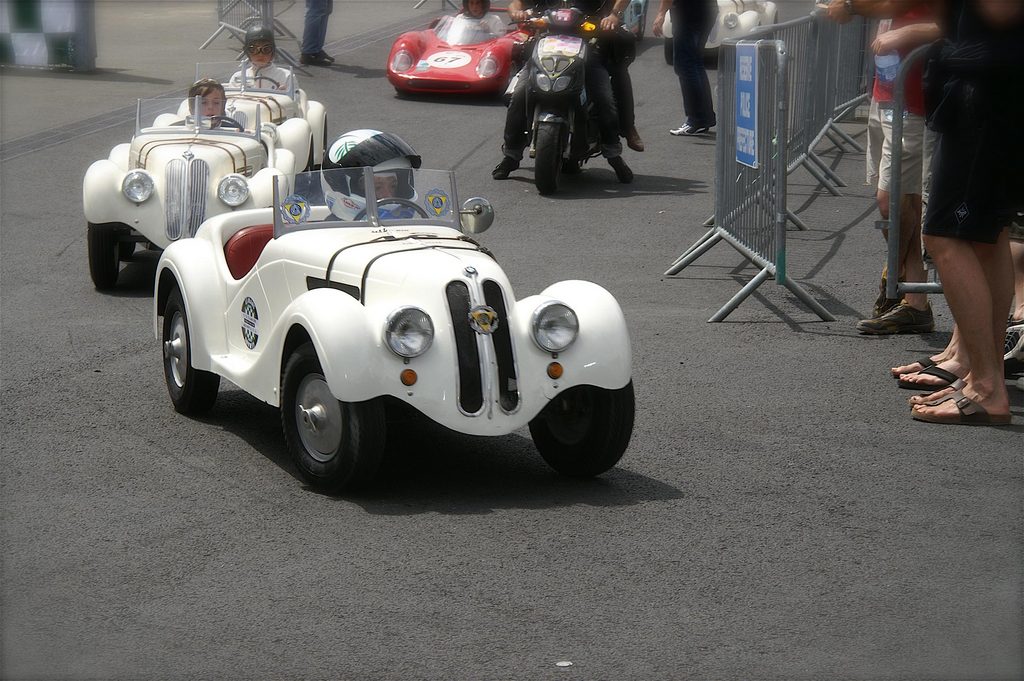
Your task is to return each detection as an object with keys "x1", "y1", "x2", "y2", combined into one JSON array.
[{"x1": 735, "y1": 42, "x2": 758, "y2": 168}]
